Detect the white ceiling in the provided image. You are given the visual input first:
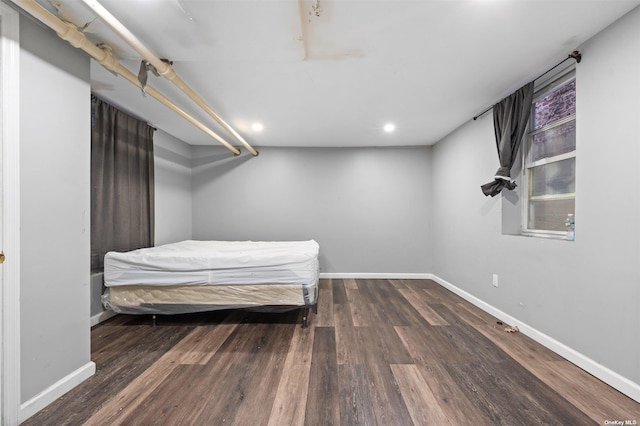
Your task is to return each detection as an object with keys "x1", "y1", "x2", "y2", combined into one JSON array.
[{"x1": 39, "y1": 0, "x2": 640, "y2": 149}]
